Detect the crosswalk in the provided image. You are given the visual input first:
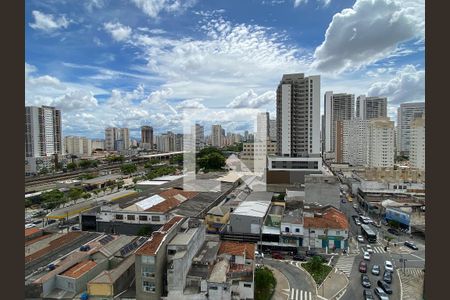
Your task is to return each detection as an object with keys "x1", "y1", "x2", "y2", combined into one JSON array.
[
  {"x1": 359, "y1": 245, "x2": 386, "y2": 254},
  {"x1": 334, "y1": 255, "x2": 356, "y2": 277},
  {"x1": 282, "y1": 288, "x2": 313, "y2": 300},
  {"x1": 400, "y1": 268, "x2": 425, "y2": 277}
]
